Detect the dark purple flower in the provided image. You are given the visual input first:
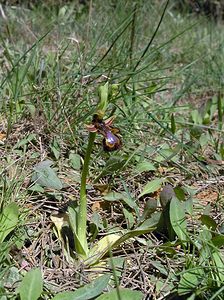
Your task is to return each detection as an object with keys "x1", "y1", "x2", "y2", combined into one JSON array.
[{"x1": 86, "y1": 115, "x2": 122, "y2": 151}]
